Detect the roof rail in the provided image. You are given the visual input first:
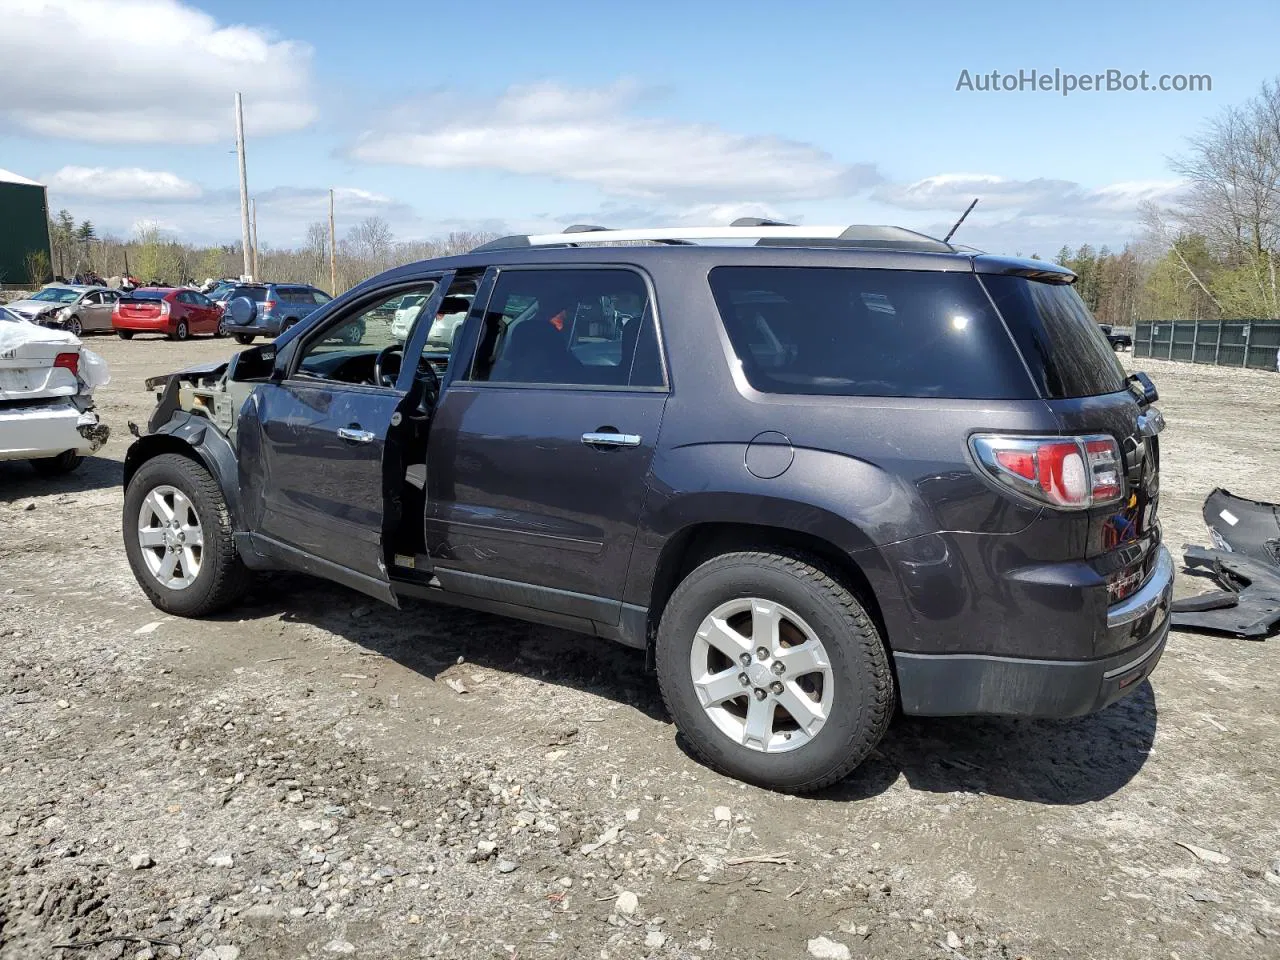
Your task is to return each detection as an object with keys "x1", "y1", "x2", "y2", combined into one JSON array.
[{"x1": 469, "y1": 224, "x2": 956, "y2": 254}]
